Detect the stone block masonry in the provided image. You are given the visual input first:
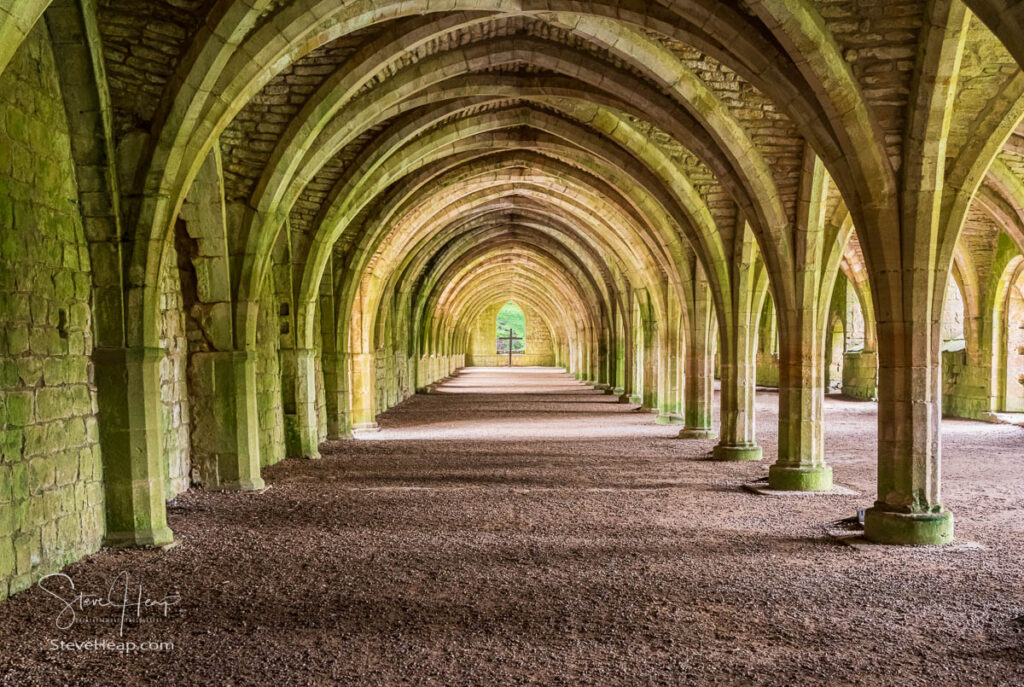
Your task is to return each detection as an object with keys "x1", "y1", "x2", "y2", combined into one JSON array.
[{"x1": 0, "y1": 24, "x2": 104, "y2": 599}]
